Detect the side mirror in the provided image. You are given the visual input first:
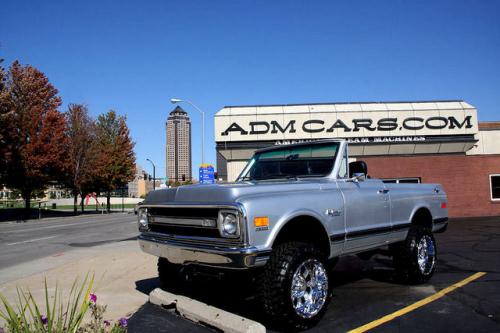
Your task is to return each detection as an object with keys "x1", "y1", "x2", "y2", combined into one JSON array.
[
  {"x1": 349, "y1": 161, "x2": 368, "y2": 179},
  {"x1": 348, "y1": 172, "x2": 366, "y2": 182}
]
